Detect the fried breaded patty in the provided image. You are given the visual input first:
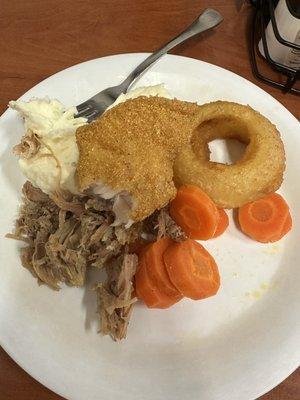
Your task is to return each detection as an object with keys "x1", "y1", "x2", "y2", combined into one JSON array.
[{"x1": 76, "y1": 97, "x2": 200, "y2": 221}]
